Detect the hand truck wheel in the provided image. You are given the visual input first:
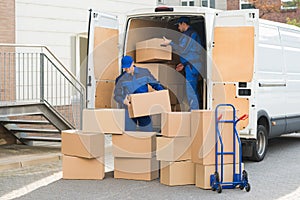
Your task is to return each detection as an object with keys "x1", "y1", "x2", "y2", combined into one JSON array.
[
  {"x1": 217, "y1": 184, "x2": 222, "y2": 193},
  {"x1": 245, "y1": 183, "x2": 251, "y2": 192}
]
